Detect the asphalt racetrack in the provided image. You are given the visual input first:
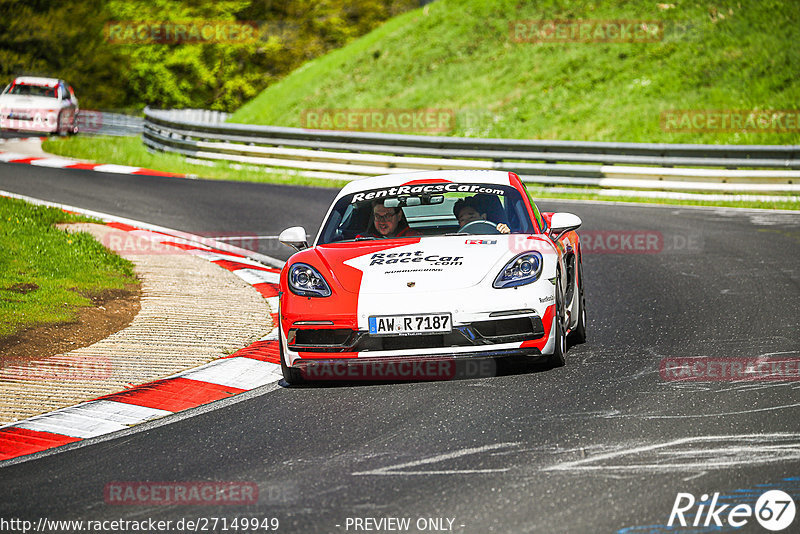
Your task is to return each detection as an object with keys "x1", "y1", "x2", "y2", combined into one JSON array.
[{"x1": 1, "y1": 164, "x2": 799, "y2": 533}]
